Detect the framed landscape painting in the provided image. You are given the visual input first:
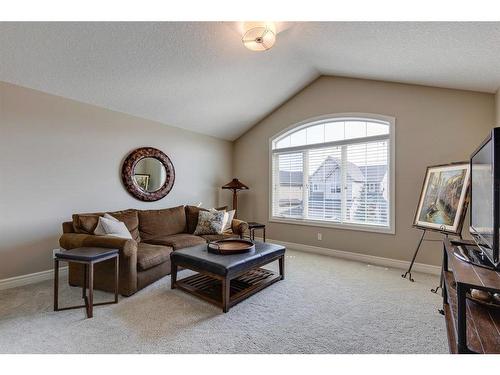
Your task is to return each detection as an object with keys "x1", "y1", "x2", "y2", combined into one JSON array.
[{"x1": 413, "y1": 162, "x2": 470, "y2": 235}]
